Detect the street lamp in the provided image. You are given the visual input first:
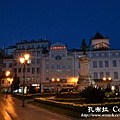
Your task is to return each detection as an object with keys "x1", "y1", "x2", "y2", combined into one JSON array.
[
  {"x1": 19, "y1": 53, "x2": 30, "y2": 107},
  {"x1": 51, "y1": 78, "x2": 60, "y2": 93},
  {"x1": 5, "y1": 70, "x2": 10, "y2": 99},
  {"x1": 102, "y1": 77, "x2": 112, "y2": 89}
]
